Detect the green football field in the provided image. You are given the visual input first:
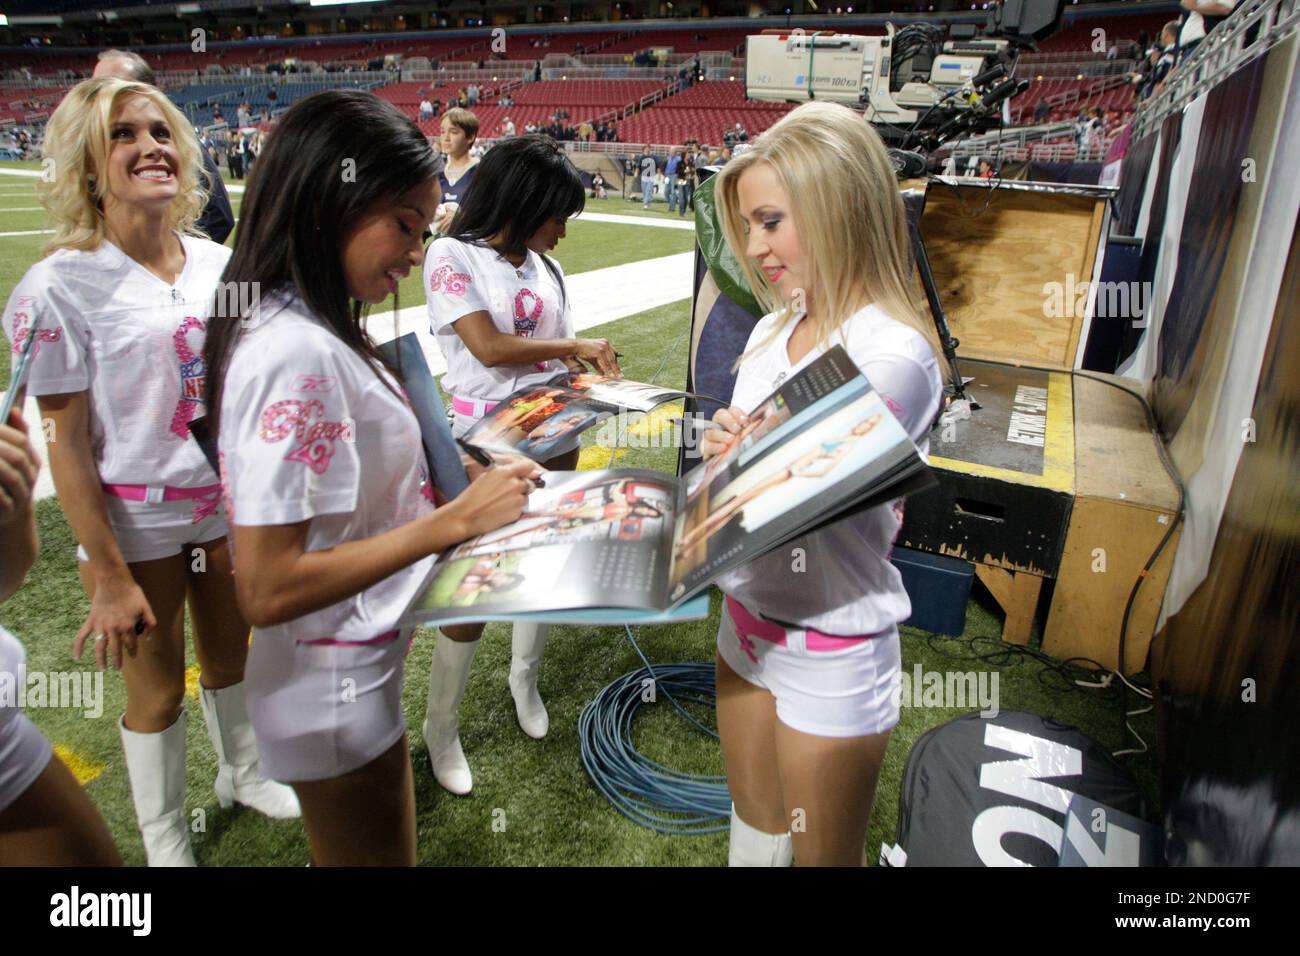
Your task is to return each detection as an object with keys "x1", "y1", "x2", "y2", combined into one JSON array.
[{"x1": 0, "y1": 159, "x2": 1159, "y2": 866}]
